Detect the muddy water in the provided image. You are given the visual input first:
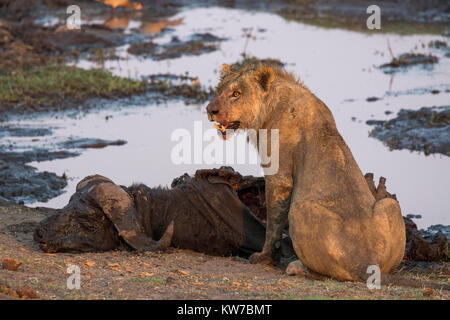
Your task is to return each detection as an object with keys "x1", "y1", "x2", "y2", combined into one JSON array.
[{"x1": 5, "y1": 8, "x2": 450, "y2": 228}]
